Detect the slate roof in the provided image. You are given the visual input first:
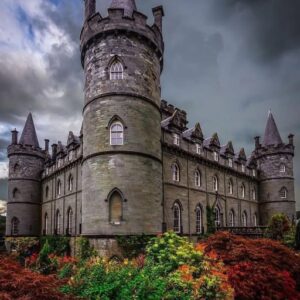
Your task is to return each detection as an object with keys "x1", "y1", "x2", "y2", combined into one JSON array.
[
  {"x1": 19, "y1": 113, "x2": 40, "y2": 148},
  {"x1": 262, "y1": 111, "x2": 283, "y2": 147},
  {"x1": 109, "y1": 0, "x2": 137, "y2": 17}
]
